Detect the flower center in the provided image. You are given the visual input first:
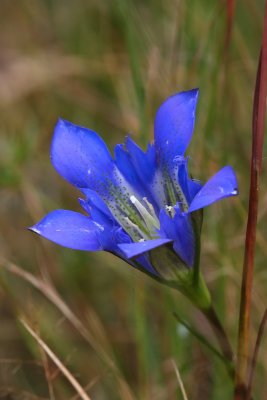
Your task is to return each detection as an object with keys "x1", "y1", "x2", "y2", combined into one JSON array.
[
  {"x1": 129, "y1": 195, "x2": 160, "y2": 238},
  {"x1": 116, "y1": 194, "x2": 161, "y2": 242},
  {"x1": 96, "y1": 162, "x2": 189, "y2": 243},
  {"x1": 162, "y1": 164, "x2": 189, "y2": 212}
]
